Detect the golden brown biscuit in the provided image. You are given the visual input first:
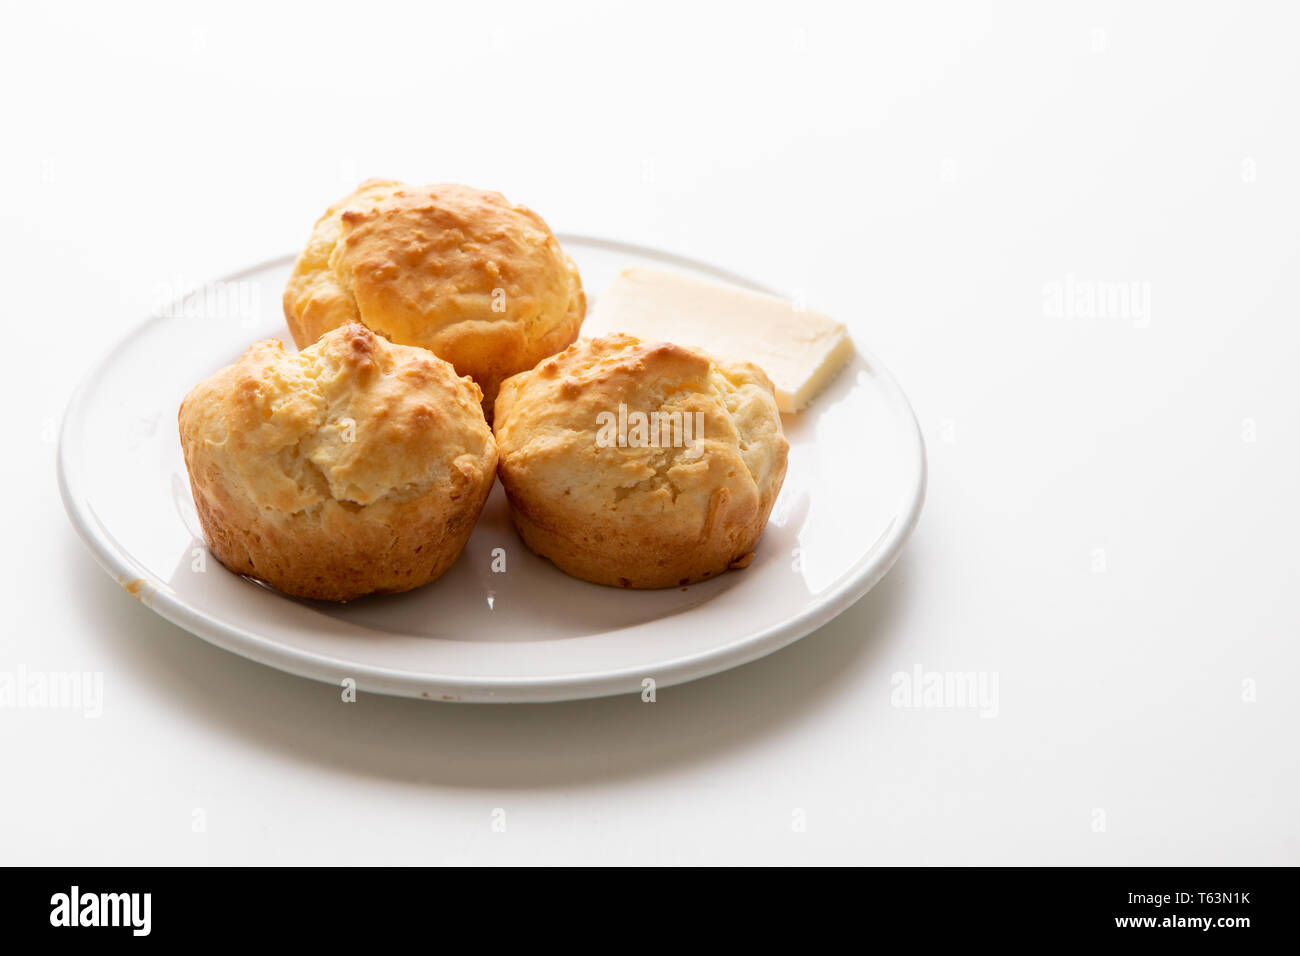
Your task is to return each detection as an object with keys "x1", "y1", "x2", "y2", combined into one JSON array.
[
  {"x1": 283, "y1": 180, "x2": 585, "y2": 416},
  {"x1": 179, "y1": 322, "x2": 497, "y2": 601},
  {"x1": 493, "y1": 334, "x2": 789, "y2": 588}
]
